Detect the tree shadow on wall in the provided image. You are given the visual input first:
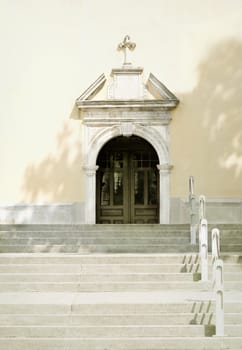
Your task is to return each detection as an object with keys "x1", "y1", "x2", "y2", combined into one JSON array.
[
  {"x1": 171, "y1": 38, "x2": 242, "y2": 195},
  {"x1": 21, "y1": 122, "x2": 83, "y2": 202}
]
